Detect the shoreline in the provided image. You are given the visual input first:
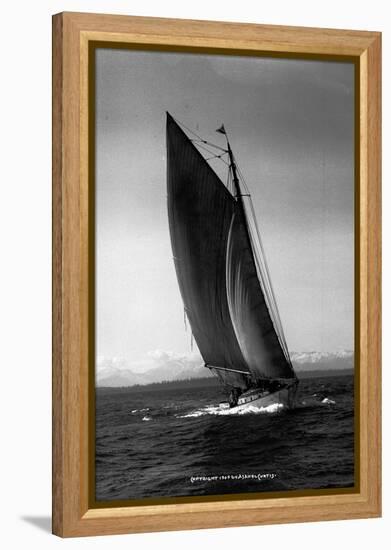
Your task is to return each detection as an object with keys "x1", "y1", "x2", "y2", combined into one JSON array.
[{"x1": 96, "y1": 369, "x2": 354, "y2": 392}]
